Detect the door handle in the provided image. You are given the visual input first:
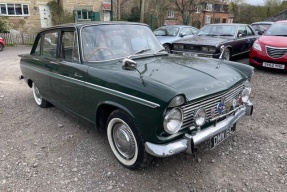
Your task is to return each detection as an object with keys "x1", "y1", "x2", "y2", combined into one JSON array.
[
  {"x1": 74, "y1": 73, "x2": 83, "y2": 78},
  {"x1": 33, "y1": 58, "x2": 40, "y2": 61}
]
